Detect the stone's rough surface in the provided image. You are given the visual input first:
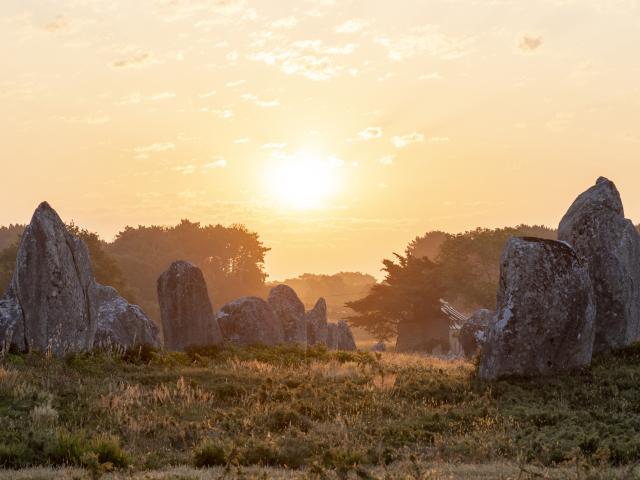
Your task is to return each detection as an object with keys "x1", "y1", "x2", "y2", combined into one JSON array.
[
  {"x1": 217, "y1": 296, "x2": 284, "y2": 346},
  {"x1": 371, "y1": 342, "x2": 386, "y2": 352},
  {"x1": 558, "y1": 177, "x2": 640, "y2": 353},
  {"x1": 326, "y1": 320, "x2": 357, "y2": 351},
  {"x1": 479, "y1": 237, "x2": 595, "y2": 381},
  {"x1": 94, "y1": 285, "x2": 161, "y2": 349},
  {"x1": 157, "y1": 261, "x2": 223, "y2": 351},
  {"x1": 0, "y1": 292, "x2": 22, "y2": 354},
  {"x1": 268, "y1": 285, "x2": 307, "y2": 345},
  {"x1": 0, "y1": 202, "x2": 99, "y2": 356},
  {"x1": 395, "y1": 315, "x2": 450, "y2": 353},
  {"x1": 305, "y1": 298, "x2": 328, "y2": 346},
  {"x1": 459, "y1": 309, "x2": 493, "y2": 358}
]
